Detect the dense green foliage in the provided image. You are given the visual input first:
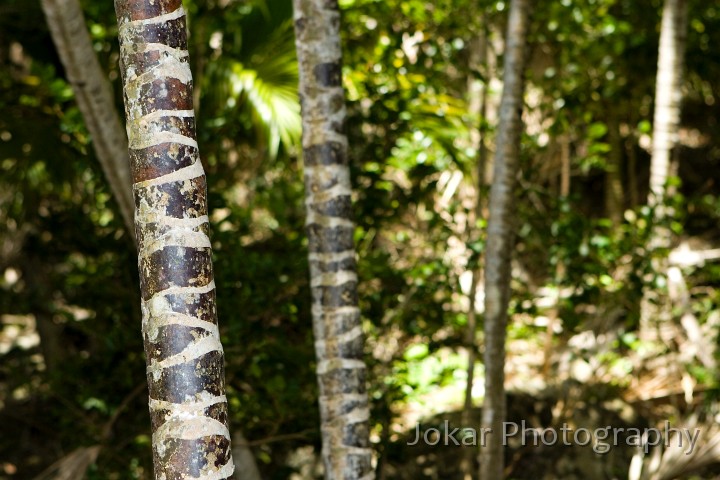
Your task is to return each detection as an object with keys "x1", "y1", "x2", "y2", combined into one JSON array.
[{"x1": 2, "y1": 0, "x2": 720, "y2": 478}]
